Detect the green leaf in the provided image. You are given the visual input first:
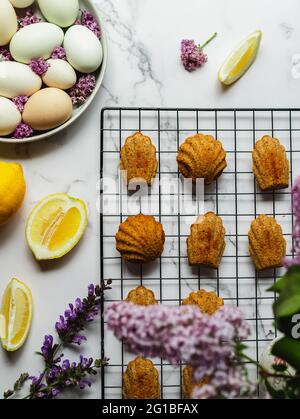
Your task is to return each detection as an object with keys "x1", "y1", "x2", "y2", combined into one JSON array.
[
  {"x1": 272, "y1": 337, "x2": 300, "y2": 371},
  {"x1": 272, "y1": 363, "x2": 288, "y2": 373},
  {"x1": 274, "y1": 295, "x2": 300, "y2": 318}
]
